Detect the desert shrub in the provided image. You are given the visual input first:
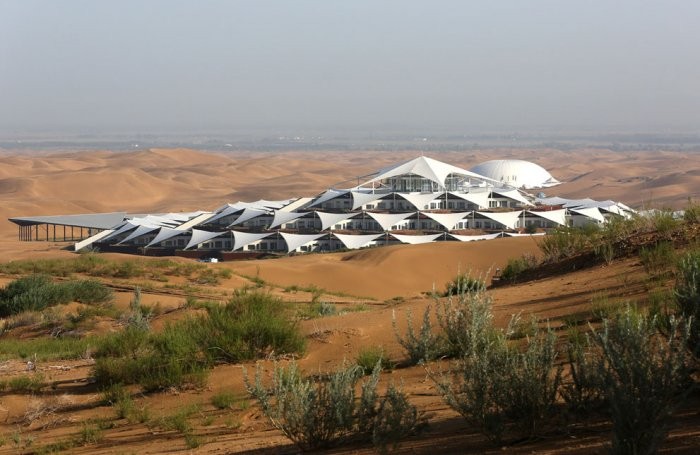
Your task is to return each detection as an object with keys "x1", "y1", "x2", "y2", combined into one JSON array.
[
  {"x1": 0, "y1": 336, "x2": 95, "y2": 361},
  {"x1": 356, "y1": 346, "x2": 392, "y2": 375},
  {"x1": 500, "y1": 254, "x2": 537, "y2": 283},
  {"x1": 593, "y1": 307, "x2": 692, "y2": 454},
  {"x1": 393, "y1": 305, "x2": 445, "y2": 365},
  {"x1": 539, "y1": 226, "x2": 597, "y2": 263},
  {"x1": 443, "y1": 273, "x2": 485, "y2": 296},
  {"x1": 560, "y1": 330, "x2": 605, "y2": 413},
  {"x1": 650, "y1": 210, "x2": 679, "y2": 240},
  {"x1": 211, "y1": 390, "x2": 237, "y2": 409},
  {"x1": 436, "y1": 287, "x2": 496, "y2": 358},
  {"x1": 683, "y1": 199, "x2": 700, "y2": 224},
  {"x1": 66, "y1": 279, "x2": 113, "y2": 304},
  {"x1": 639, "y1": 241, "x2": 676, "y2": 277},
  {"x1": 675, "y1": 250, "x2": 700, "y2": 355},
  {"x1": 245, "y1": 361, "x2": 422, "y2": 452},
  {"x1": 6, "y1": 373, "x2": 45, "y2": 393}
]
